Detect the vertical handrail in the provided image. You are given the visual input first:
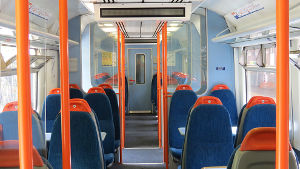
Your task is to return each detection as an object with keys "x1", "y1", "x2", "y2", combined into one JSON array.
[
  {"x1": 276, "y1": 0, "x2": 289, "y2": 168},
  {"x1": 15, "y1": 0, "x2": 33, "y2": 168},
  {"x1": 157, "y1": 31, "x2": 162, "y2": 148},
  {"x1": 117, "y1": 27, "x2": 123, "y2": 163},
  {"x1": 59, "y1": 0, "x2": 72, "y2": 168},
  {"x1": 121, "y1": 32, "x2": 126, "y2": 151},
  {"x1": 162, "y1": 23, "x2": 169, "y2": 169}
]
